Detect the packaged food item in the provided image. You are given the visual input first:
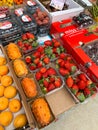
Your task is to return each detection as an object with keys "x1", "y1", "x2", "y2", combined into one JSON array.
[
  {"x1": 73, "y1": 12, "x2": 93, "y2": 28},
  {"x1": 17, "y1": 32, "x2": 39, "y2": 54},
  {"x1": 33, "y1": 8, "x2": 50, "y2": 36},
  {"x1": 0, "y1": 19, "x2": 22, "y2": 46},
  {"x1": 14, "y1": 0, "x2": 23, "y2": 5},
  {"x1": 25, "y1": 0, "x2": 39, "y2": 14}
]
